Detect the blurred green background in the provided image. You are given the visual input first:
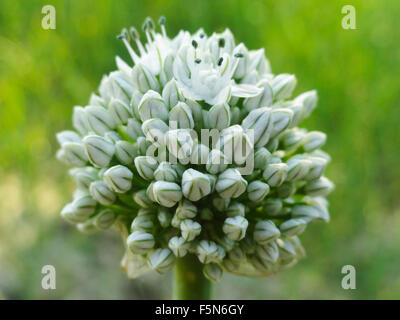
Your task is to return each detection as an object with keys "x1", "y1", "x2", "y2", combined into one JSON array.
[{"x1": 1, "y1": 0, "x2": 399, "y2": 299}]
